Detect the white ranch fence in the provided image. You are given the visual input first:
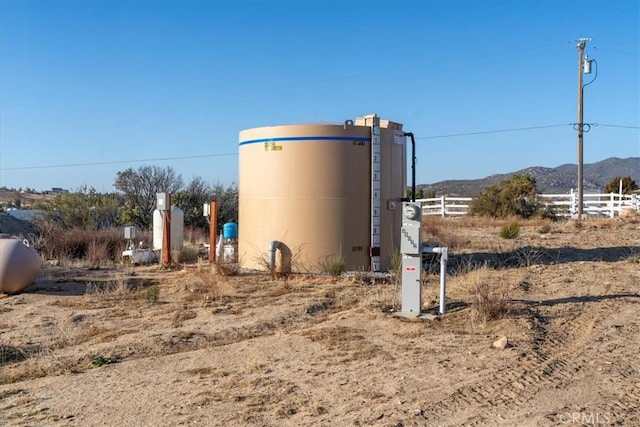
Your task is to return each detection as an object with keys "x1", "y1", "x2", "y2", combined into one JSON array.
[{"x1": 417, "y1": 190, "x2": 640, "y2": 218}]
